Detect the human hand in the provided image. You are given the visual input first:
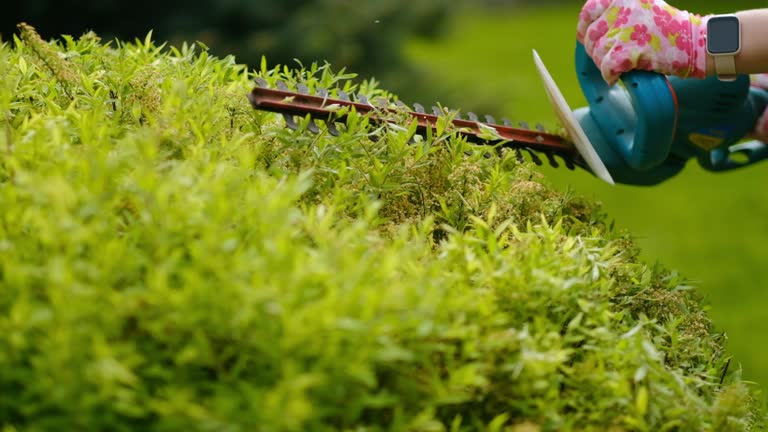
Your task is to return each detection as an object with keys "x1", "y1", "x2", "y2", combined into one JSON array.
[
  {"x1": 750, "y1": 75, "x2": 768, "y2": 142},
  {"x1": 577, "y1": 0, "x2": 708, "y2": 84}
]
